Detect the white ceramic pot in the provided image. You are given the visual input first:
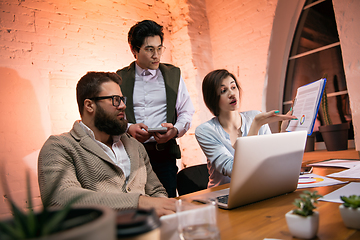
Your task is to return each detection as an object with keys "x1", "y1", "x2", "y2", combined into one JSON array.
[
  {"x1": 285, "y1": 210, "x2": 319, "y2": 239},
  {"x1": 339, "y1": 205, "x2": 360, "y2": 230}
]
